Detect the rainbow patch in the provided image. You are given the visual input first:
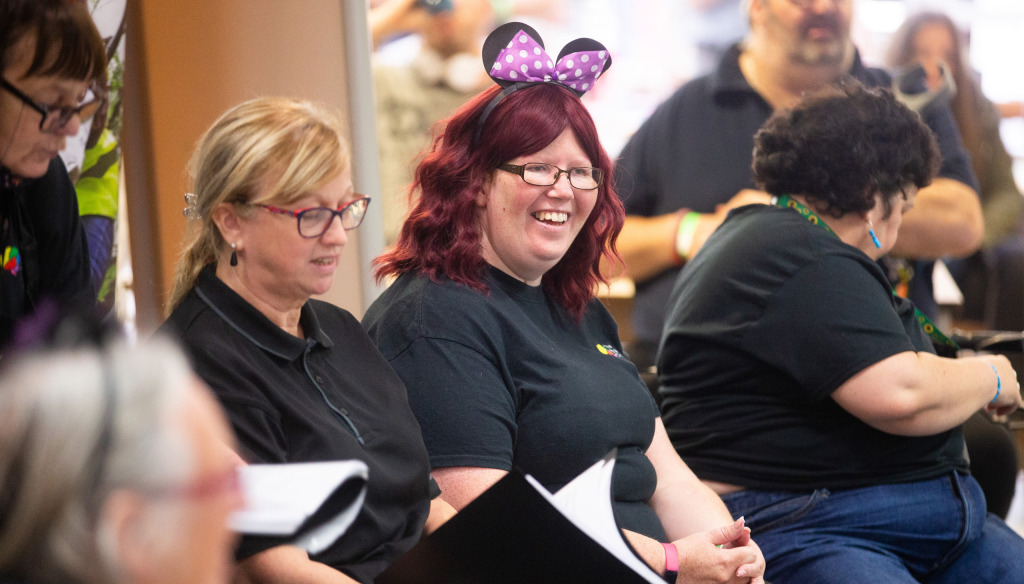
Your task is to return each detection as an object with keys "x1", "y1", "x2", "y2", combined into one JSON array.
[
  {"x1": 595, "y1": 344, "x2": 624, "y2": 359},
  {"x1": 3, "y1": 246, "x2": 21, "y2": 276}
]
